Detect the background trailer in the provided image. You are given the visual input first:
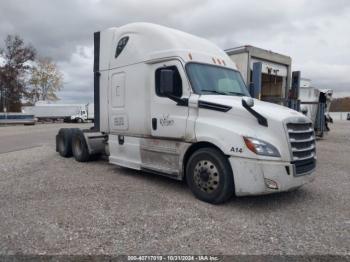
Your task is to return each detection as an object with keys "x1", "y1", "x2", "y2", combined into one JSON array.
[
  {"x1": 226, "y1": 45, "x2": 331, "y2": 137},
  {"x1": 225, "y1": 45, "x2": 299, "y2": 110},
  {"x1": 22, "y1": 102, "x2": 94, "y2": 123}
]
